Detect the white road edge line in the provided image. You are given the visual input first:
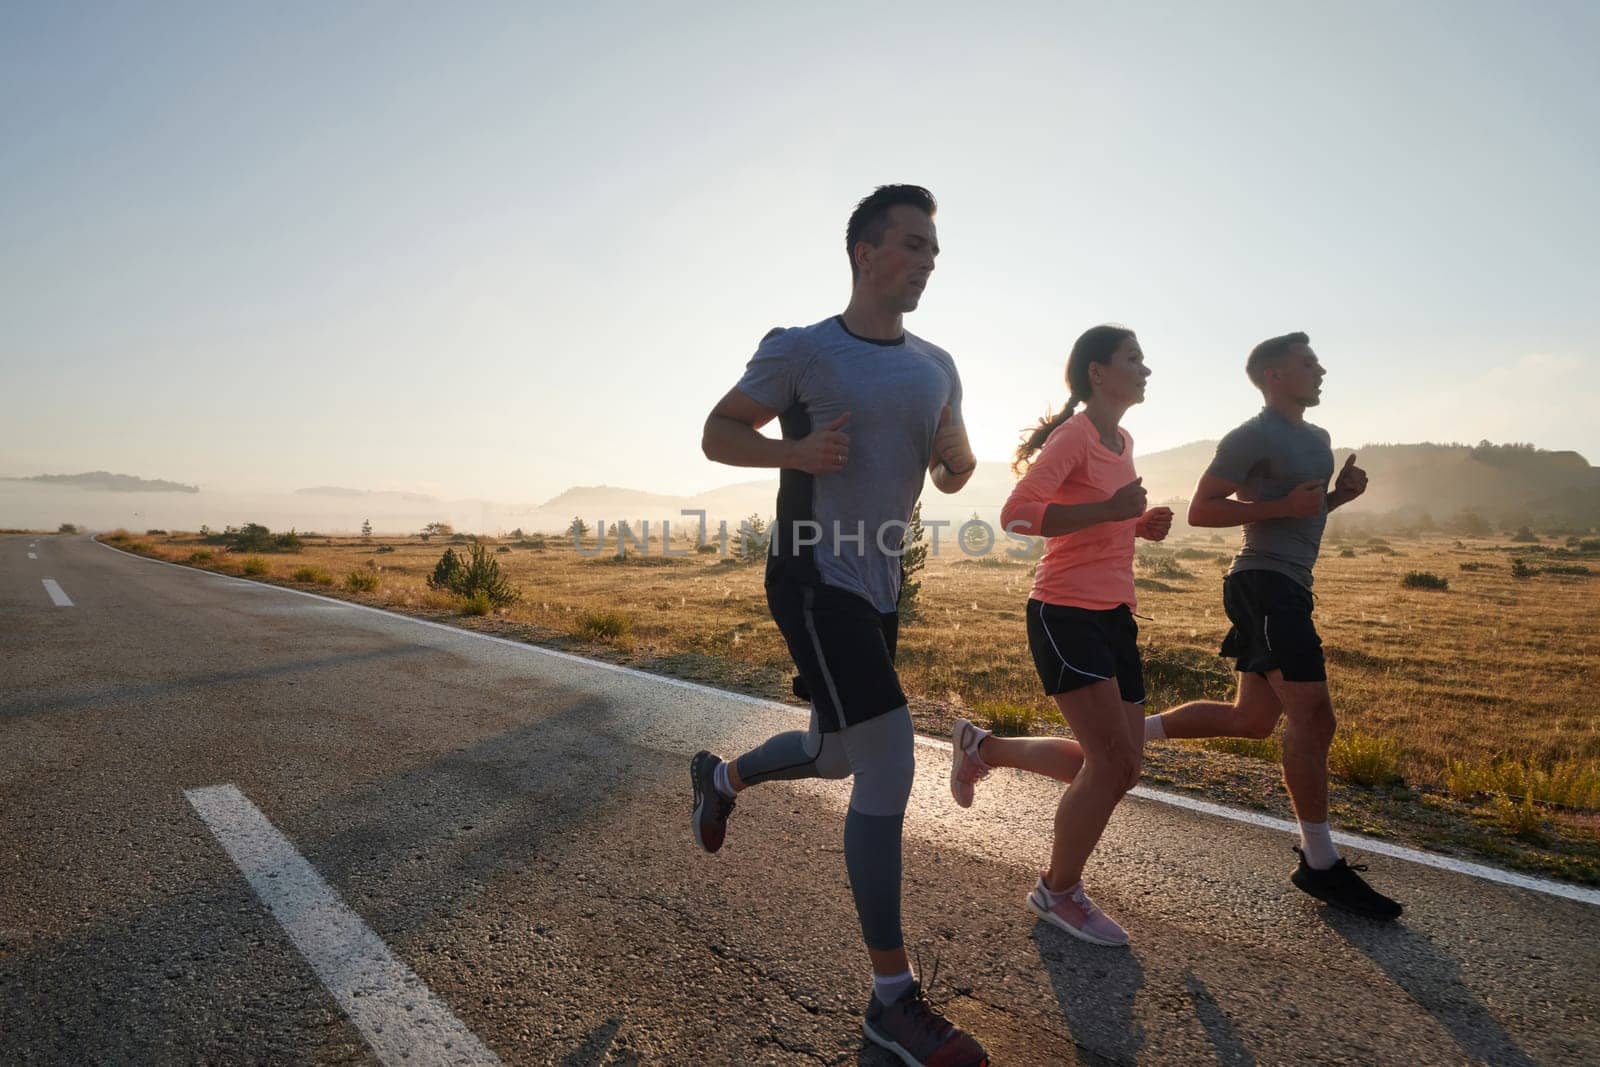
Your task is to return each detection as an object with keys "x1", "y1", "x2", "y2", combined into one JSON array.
[
  {"x1": 105, "y1": 540, "x2": 1599, "y2": 908},
  {"x1": 185, "y1": 784, "x2": 500, "y2": 1066},
  {"x1": 42, "y1": 578, "x2": 73, "y2": 607}
]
